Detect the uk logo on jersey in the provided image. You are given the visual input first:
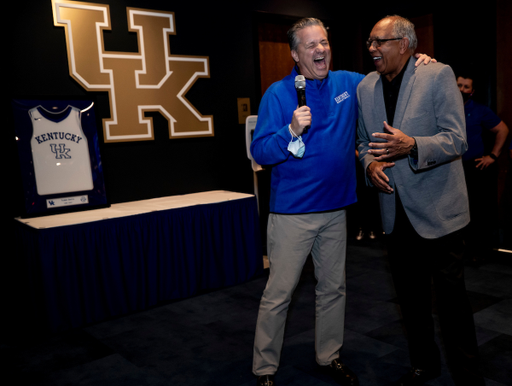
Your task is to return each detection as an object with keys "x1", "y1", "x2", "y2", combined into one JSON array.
[
  {"x1": 50, "y1": 144, "x2": 72, "y2": 159},
  {"x1": 51, "y1": 0, "x2": 213, "y2": 143}
]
